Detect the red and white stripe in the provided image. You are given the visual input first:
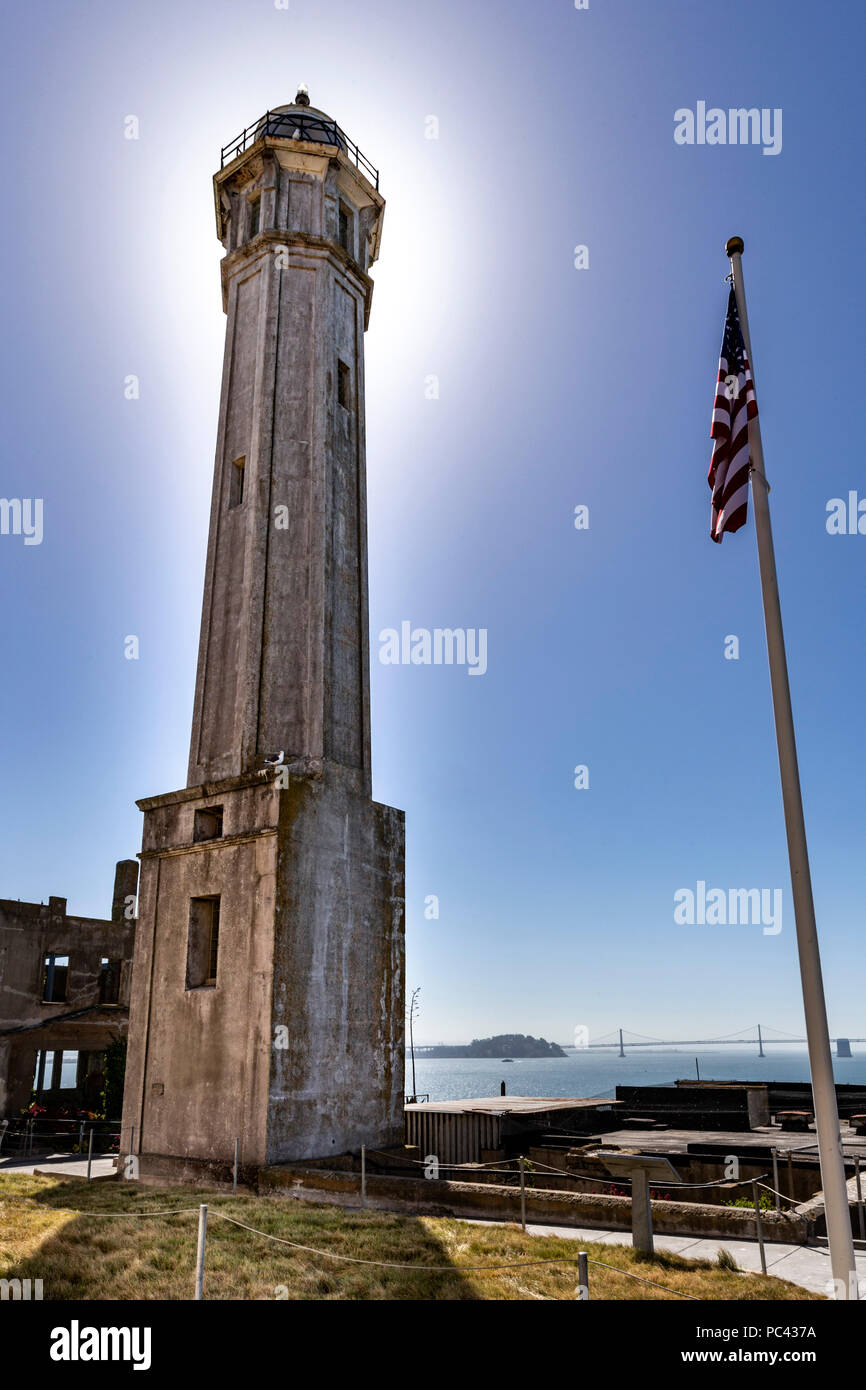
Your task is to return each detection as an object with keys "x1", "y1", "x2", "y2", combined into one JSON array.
[{"x1": 708, "y1": 351, "x2": 757, "y2": 543}]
